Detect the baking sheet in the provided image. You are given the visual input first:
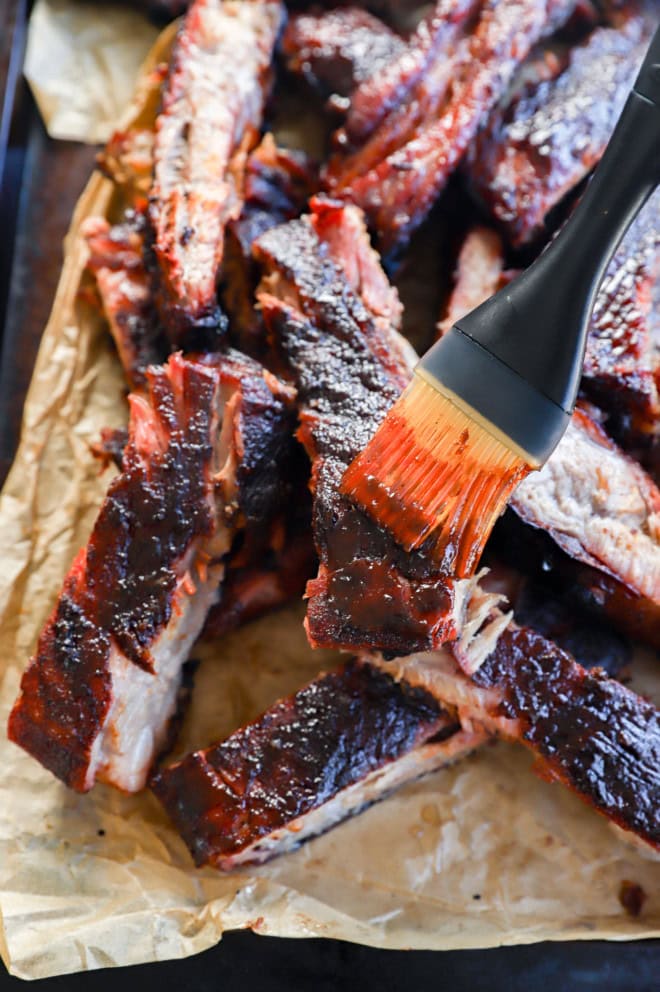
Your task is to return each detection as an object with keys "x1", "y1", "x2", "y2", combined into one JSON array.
[{"x1": 1, "y1": 5, "x2": 659, "y2": 982}]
